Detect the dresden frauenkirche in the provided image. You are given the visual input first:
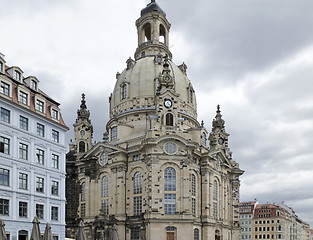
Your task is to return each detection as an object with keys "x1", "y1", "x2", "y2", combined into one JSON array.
[{"x1": 65, "y1": 1, "x2": 244, "y2": 240}]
